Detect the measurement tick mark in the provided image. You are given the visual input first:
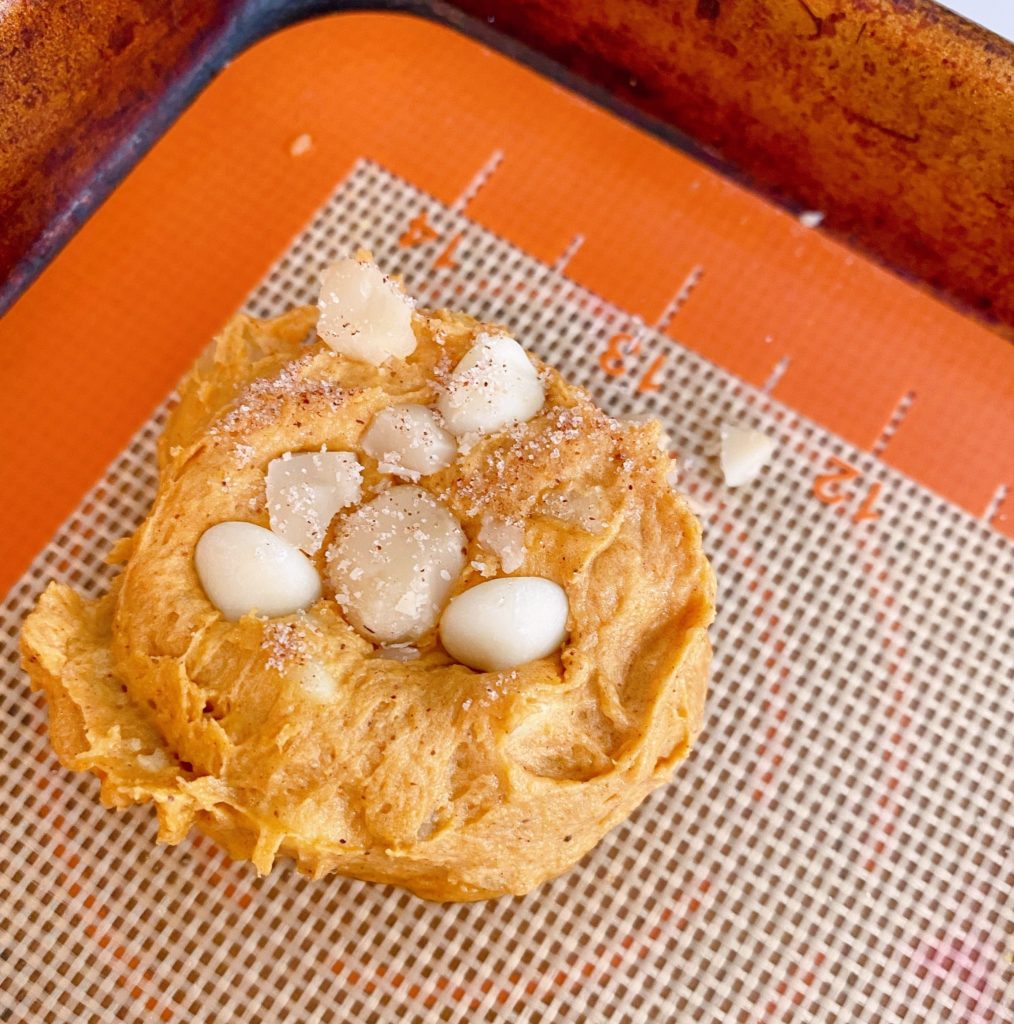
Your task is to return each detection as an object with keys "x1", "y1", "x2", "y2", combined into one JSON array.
[
  {"x1": 656, "y1": 265, "x2": 705, "y2": 330},
  {"x1": 984, "y1": 483, "x2": 1008, "y2": 526},
  {"x1": 451, "y1": 149, "x2": 504, "y2": 212},
  {"x1": 762, "y1": 356, "x2": 791, "y2": 394},
  {"x1": 553, "y1": 233, "x2": 585, "y2": 273},
  {"x1": 872, "y1": 390, "x2": 916, "y2": 458}
]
